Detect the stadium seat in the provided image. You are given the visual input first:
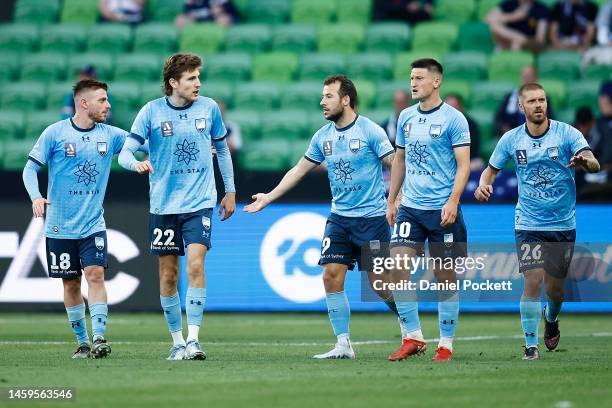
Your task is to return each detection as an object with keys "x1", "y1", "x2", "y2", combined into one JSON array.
[
  {"x1": 364, "y1": 23, "x2": 411, "y2": 53},
  {"x1": 584, "y1": 64, "x2": 611, "y2": 81},
  {"x1": 245, "y1": 0, "x2": 291, "y2": 24},
  {"x1": 113, "y1": 53, "x2": 160, "y2": 82},
  {"x1": 24, "y1": 110, "x2": 61, "y2": 140},
  {"x1": 353, "y1": 80, "x2": 376, "y2": 110},
  {"x1": 14, "y1": 0, "x2": 59, "y2": 24},
  {"x1": 0, "y1": 52, "x2": 20, "y2": 83},
  {"x1": 337, "y1": 0, "x2": 372, "y2": 24},
  {"x1": 374, "y1": 81, "x2": 411, "y2": 108},
  {"x1": 46, "y1": 82, "x2": 73, "y2": 111},
  {"x1": 205, "y1": 53, "x2": 252, "y2": 82},
  {"x1": 271, "y1": 24, "x2": 316, "y2": 53},
  {"x1": 478, "y1": 0, "x2": 500, "y2": 19},
  {"x1": 60, "y1": 0, "x2": 98, "y2": 26},
  {"x1": 443, "y1": 52, "x2": 488, "y2": 81},
  {"x1": 225, "y1": 24, "x2": 272, "y2": 54},
  {"x1": 440, "y1": 80, "x2": 471, "y2": 103},
  {"x1": 280, "y1": 81, "x2": 323, "y2": 112},
  {"x1": 457, "y1": 22, "x2": 494, "y2": 53},
  {"x1": 86, "y1": 24, "x2": 133, "y2": 55},
  {"x1": 347, "y1": 53, "x2": 393, "y2": 82},
  {"x1": 488, "y1": 51, "x2": 534, "y2": 84},
  {"x1": 539, "y1": 80, "x2": 566, "y2": 111},
  {"x1": 133, "y1": 23, "x2": 178, "y2": 55},
  {"x1": 21, "y1": 53, "x2": 68, "y2": 83},
  {"x1": 0, "y1": 81, "x2": 47, "y2": 111},
  {"x1": 202, "y1": 81, "x2": 234, "y2": 106},
  {"x1": 0, "y1": 110, "x2": 26, "y2": 140},
  {"x1": 107, "y1": 81, "x2": 140, "y2": 111},
  {"x1": 39, "y1": 25, "x2": 86, "y2": 54},
  {"x1": 179, "y1": 23, "x2": 226, "y2": 55},
  {"x1": 146, "y1": 0, "x2": 184, "y2": 22},
  {"x1": 252, "y1": 52, "x2": 298, "y2": 83},
  {"x1": 291, "y1": 0, "x2": 336, "y2": 24},
  {"x1": 233, "y1": 82, "x2": 280, "y2": 110},
  {"x1": 412, "y1": 22, "x2": 458, "y2": 54},
  {"x1": 393, "y1": 51, "x2": 443, "y2": 80},
  {"x1": 299, "y1": 53, "x2": 346, "y2": 81},
  {"x1": 317, "y1": 24, "x2": 365, "y2": 54},
  {"x1": 470, "y1": 81, "x2": 515, "y2": 110},
  {"x1": 68, "y1": 53, "x2": 114, "y2": 81},
  {"x1": 1, "y1": 139, "x2": 36, "y2": 170},
  {"x1": 537, "y1": 50, "x2": 581, "y2": 82},
  {"x1": 261, "y1": 110, "x2": 309, "y2": 140},
  {"x1": 0, "y1": 24, "x2": 39, "y2": 53},
  {"x1": 227, "y1": 110, "x2": 261, "y2": 142},
  {"x1": 435, "y1": 0, "x2": 475, "y2": 24},
  {"x1": 239, "y1": 139, "x2": 291, "y2": 171},
  {"x1": 566, "y1": 80, "x2": 600, "y2": 110}
]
